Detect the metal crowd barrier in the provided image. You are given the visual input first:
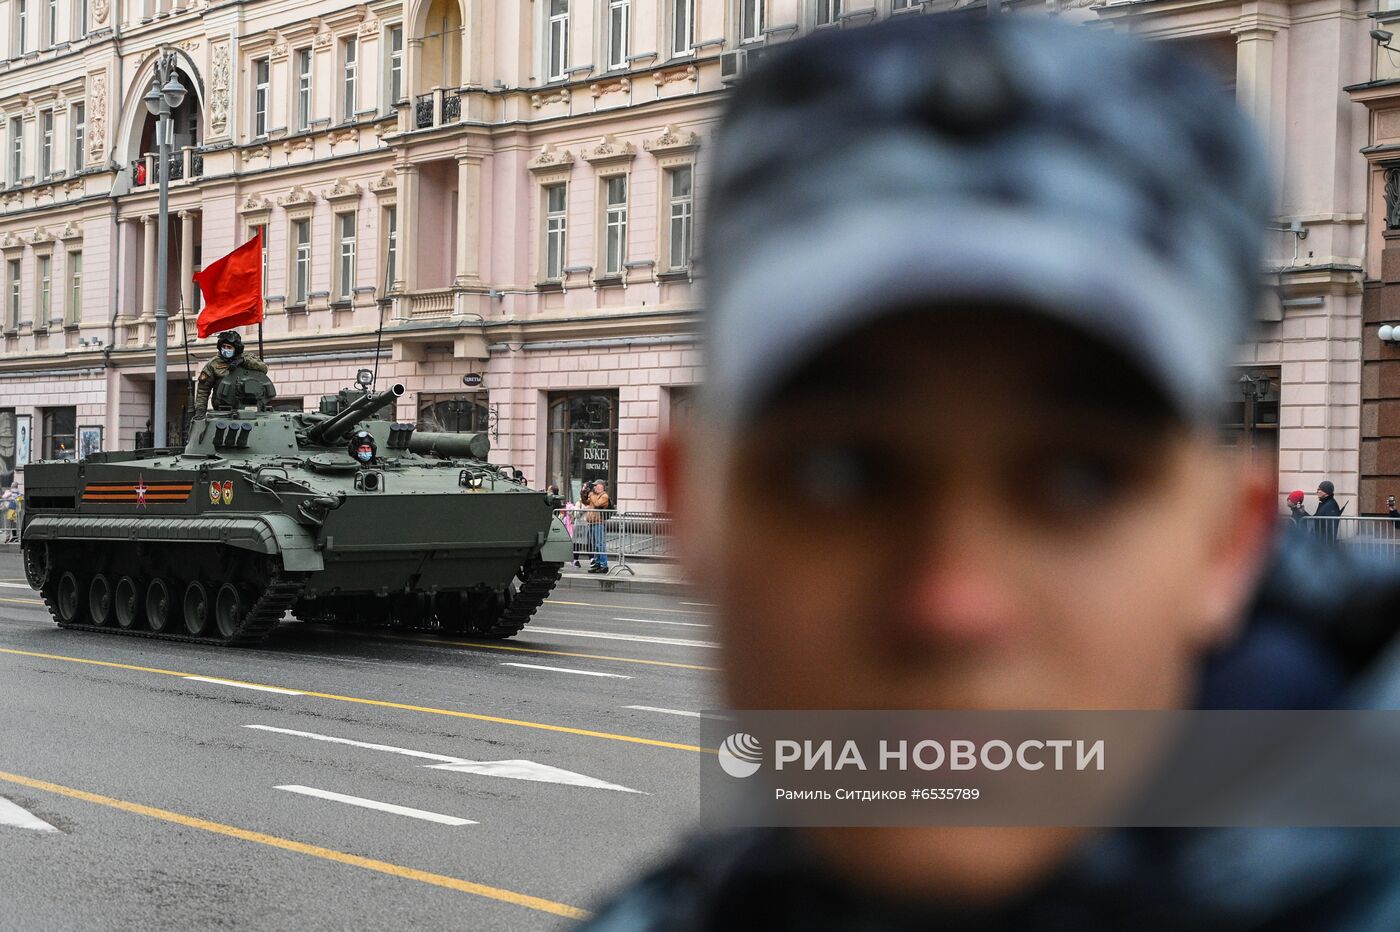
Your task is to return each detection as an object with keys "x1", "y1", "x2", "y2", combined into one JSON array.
[
  {"x1": 553, "y1": 508, "x2": 675, "y2": 577},
  {"x1": 1, "y1": 494, "x2": 21, "y2": 543},
  {"x1": 1281, "y1": 515, "x2": 1400, "y2": 560}
]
